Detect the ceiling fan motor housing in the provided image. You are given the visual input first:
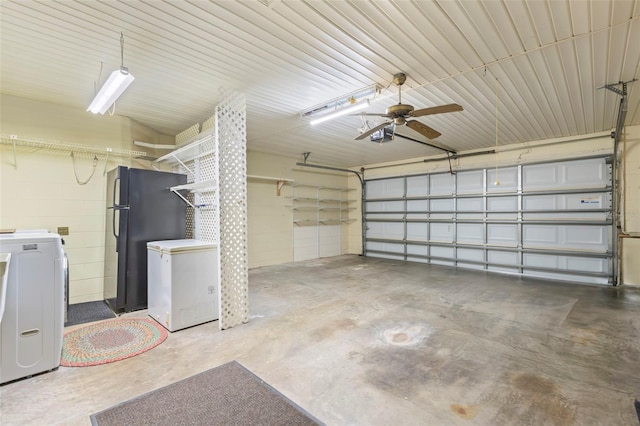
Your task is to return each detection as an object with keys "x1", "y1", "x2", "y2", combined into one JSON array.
[{"x1": 387, "y1": 103, "x2": 414, "y2": 118}]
